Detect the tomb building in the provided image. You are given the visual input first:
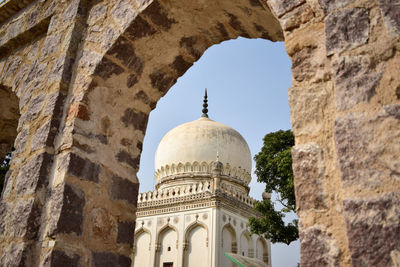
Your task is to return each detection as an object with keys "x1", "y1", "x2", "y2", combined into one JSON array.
[{"x1": 133, "y1": 91, "x2": 271, "y2": 267}]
